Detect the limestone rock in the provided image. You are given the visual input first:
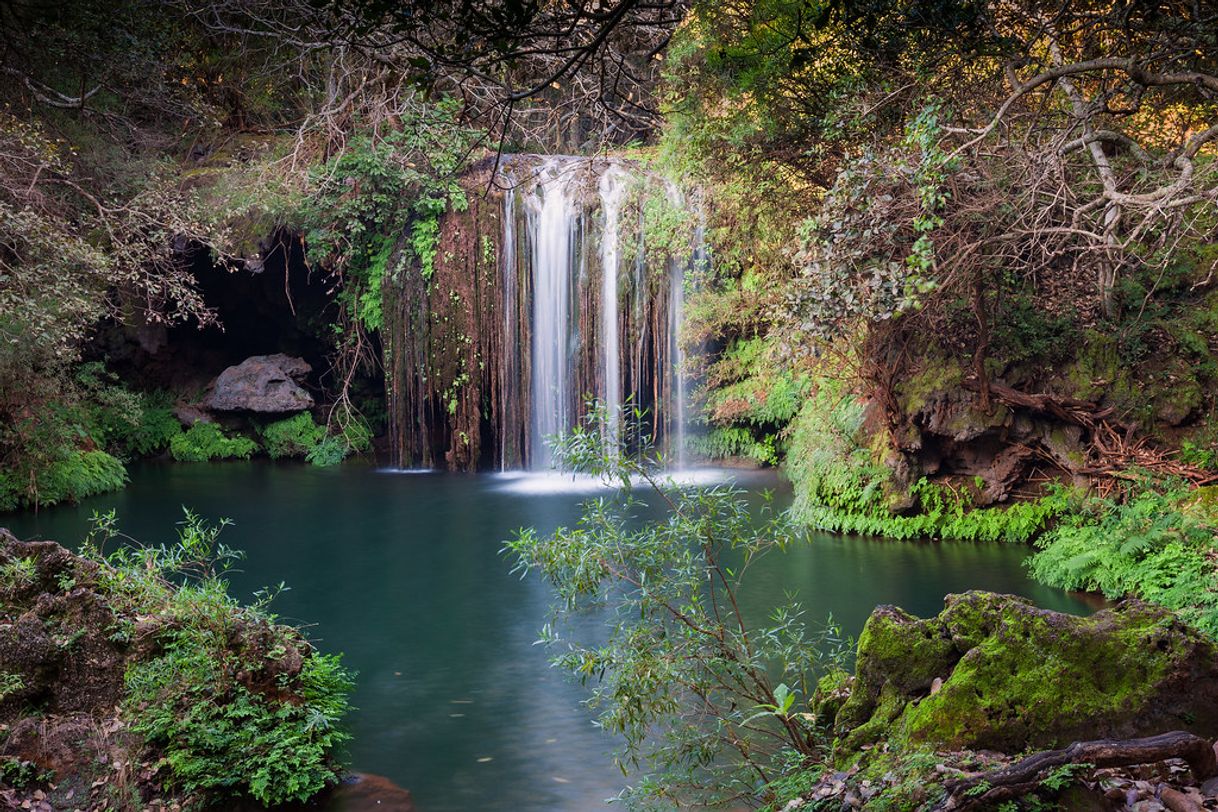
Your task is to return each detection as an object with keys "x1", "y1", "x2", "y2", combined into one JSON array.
[
  {"x1": 202, "y1": 354, "x2": 313, "y2": 413},
  {"x1": 832, "y1": 592, "x2": 1218, "y2": 758}
]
